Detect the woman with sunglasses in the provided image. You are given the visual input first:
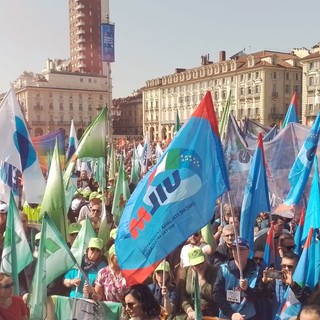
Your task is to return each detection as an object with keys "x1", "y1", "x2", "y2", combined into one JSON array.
[
  {"x1": 92, "y1": 244, "x2": 128, "y2": 302},
  {"x1": 0, "y1": 272, "x2": 29, "y2": 320},
  {"x1": 148, "y1": 260, "x2": 178, "y2": 318},
  {"x1": 122, "y1": 284, "x2": 161, "y2": 320},
  {"x1": 63, "y1": 237, "x2": 106, "y2": 298}
]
